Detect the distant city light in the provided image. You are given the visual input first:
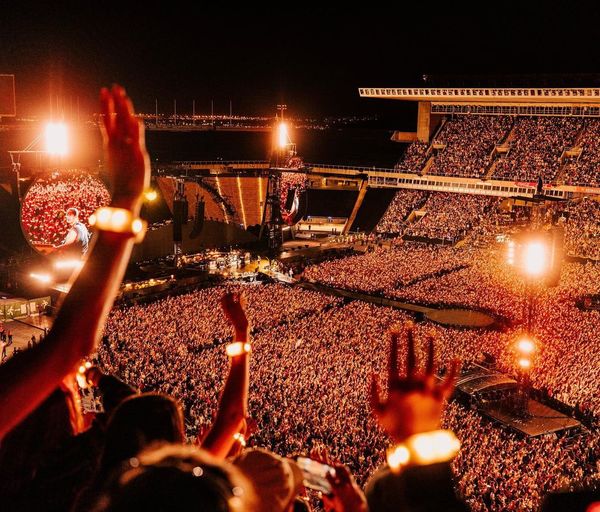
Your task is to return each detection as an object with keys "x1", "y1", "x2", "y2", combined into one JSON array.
[
  {"x1": 45, "y1": 122, "x2": 69, "y2": 156},
  {"x1": 278, "y1": 122, "x2": 289, "y2": 148},
  {"x1": 524, "y1": 241, "x2": 547, "y2": 276}
]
